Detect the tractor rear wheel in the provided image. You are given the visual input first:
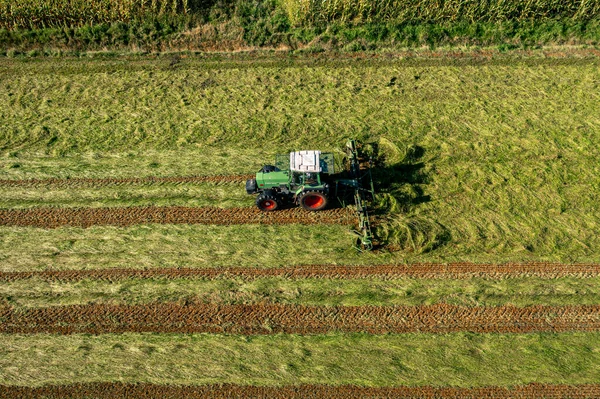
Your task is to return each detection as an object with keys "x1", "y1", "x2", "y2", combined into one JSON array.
[
  {"x1": 256, "y1": 192, "x2": 280, "y2": 212},
  {"x1": 299, "y1": 191, "x2": 328, "y2": 211}
]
